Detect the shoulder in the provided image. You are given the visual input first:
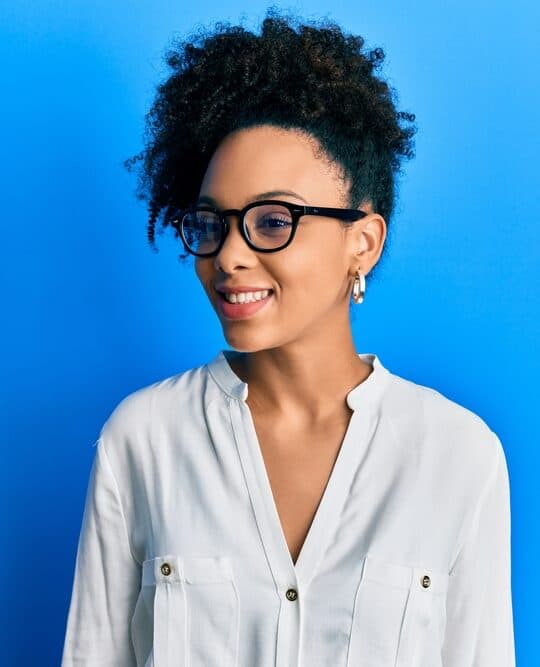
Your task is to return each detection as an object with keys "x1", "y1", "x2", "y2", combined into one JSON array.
[
  {"x1": 383, "y1": 369, "x2": 502, "y2": 474},
  {"x1": 97, "y1": 361, "x2": 209, "y2": 461}
]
